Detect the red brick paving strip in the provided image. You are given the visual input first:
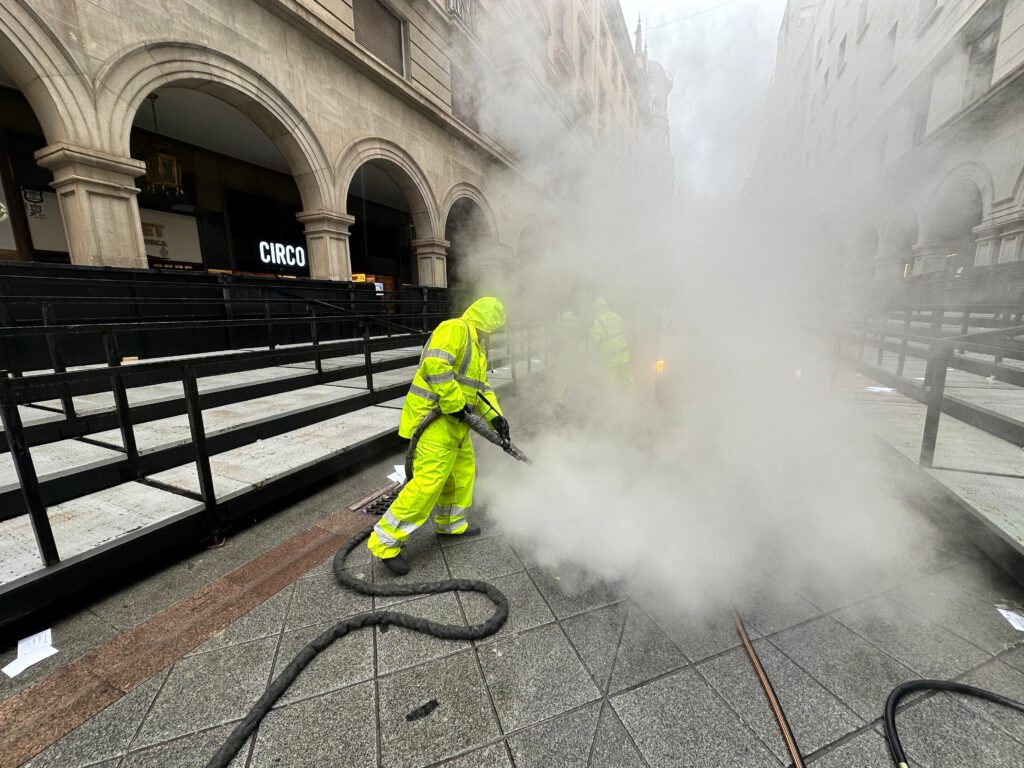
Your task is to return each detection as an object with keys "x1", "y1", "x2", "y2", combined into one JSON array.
[{"x1": 0, "y1": 508, "x2": 369, "y2": 768}]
